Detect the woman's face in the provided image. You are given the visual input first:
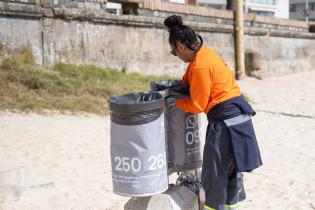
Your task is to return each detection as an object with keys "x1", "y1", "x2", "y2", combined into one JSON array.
[{"x1": 169, "y1": 42, "x2": 190, "y2": 63}]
